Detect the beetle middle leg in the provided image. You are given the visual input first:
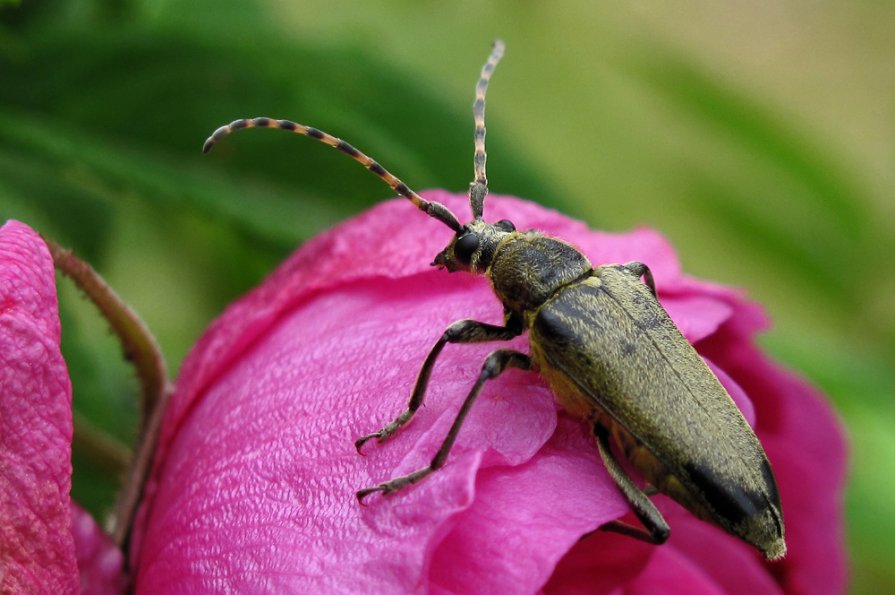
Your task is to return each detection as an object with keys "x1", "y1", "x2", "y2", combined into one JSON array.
[
  {"x1": 357, "y1": 348, "x2": 531, "y2": 501},
  {"x1": 355, "y1": 315, "x2": 522, "y2": 451},
  {"x1": 593, "y1": 423, "x2": 670, "y2": 544}
]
